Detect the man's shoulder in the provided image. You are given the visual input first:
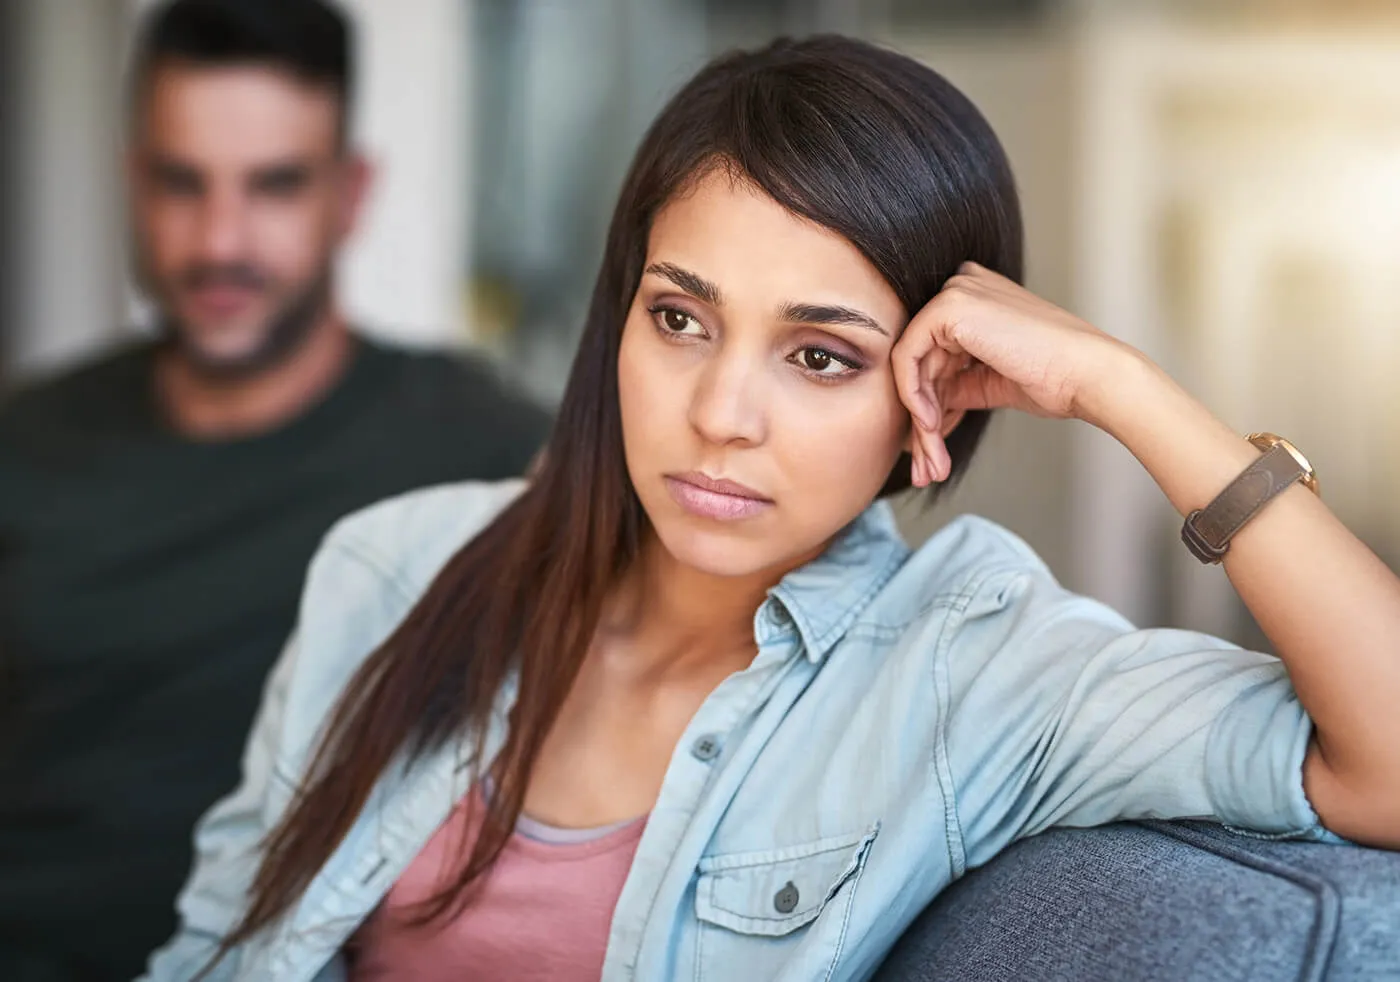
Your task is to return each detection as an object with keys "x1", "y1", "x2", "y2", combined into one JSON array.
[
  {"x1": 365, "y1": 338, "x2": 534, "y2": 402},
  {"x1": 359, "y1": 337, "x2": 552, "y2": 443},
  {"x1": 0, "y1": 342, "x2": 150, "y2": 429}
]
